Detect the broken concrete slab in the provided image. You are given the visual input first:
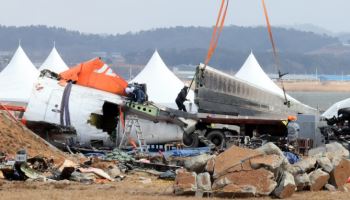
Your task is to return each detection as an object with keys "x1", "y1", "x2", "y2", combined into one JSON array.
[
  {"x1": 0, "y1": 170, "x2": 4, "y2": 179},
  {"x1": 174, "y1": 169, "x2": 197, "y2": 195},
  {"x1": 256, "y1": 142, "x2": 284, "y2": 157},
  {"x1": 184, "y1": 154, "x2": 213, "y2": 173},
  {"x1": 325, "y1": 183, "x2": 336, "y2": 192},
  {"x1": 329, "y1": 159, "x2": 350, "y2": 188},
  {"x1": 213, "y1": 145, "x2": 261, "y2": 178},
  {"x1": 273, "y1": 171, "x2": 296, "y2": 199},
  {"x1": 288, "y1": 157, "x2": 316, "y2": 175},
  {"x1": 213, "y1": 168, "x2": 277, "y2": 196},
  {"x1": 309, "y1": 169, "x2": 330, "y2": 191},
  {"x1": 250, "y1": 154, "x2": 284, "y2": 170},
  {"x1": 326, "y1": 142, "x2": 349, "y2": 159},
  {"x1": 294, "y1": 173, "x2": 310, "y2": 191},
  {"x1": 256, "y1": 142, "x2": 290, "y2": 170},
  {"x1": 316, "y1": 156, "x2": 333, "y2": 173},
  {"x1": 196, "y1": 172, "x2": 211, "y2": 191},
  {"x1": 219, "y1": 184, "x2": 257, "y2": 197},
  {"x1": 205, "y1": 156, "x2": 215, "y2": 174}
]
